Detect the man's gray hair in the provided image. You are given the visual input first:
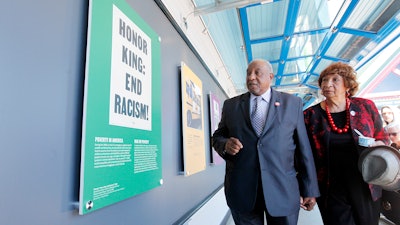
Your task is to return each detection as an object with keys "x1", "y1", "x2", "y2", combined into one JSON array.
[
  {"x1": 250, "y1": 59, "x2": 273, "y2": 73},
  {"x1": 385, "y1": 121, "x2": 400, "y2": 133}
]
